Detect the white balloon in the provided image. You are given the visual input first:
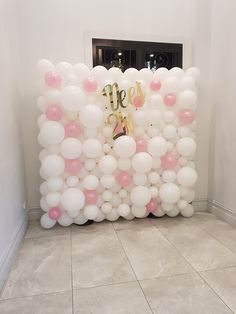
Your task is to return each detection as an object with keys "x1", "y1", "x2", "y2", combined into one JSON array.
[
  {"x1": 39, "y1": 149, "x2": 48, "y2": 162},
  {"x1": 148, "y1": 94, "x2": 163, "y2": 109},
  {"x1": 167, "y1": 207, "x2": 180, "y2": 217},
  {"x1": 162, "y1": 202, "x2": 174, "y2": 212},
  {"x1": 178, "y1": 126, "x2": 191, "y2": 138},
  {"x1": 162, "y1": 76, "x2": 179, "y2": 93},
  {"x1": 83, "y1": 175, "x2": 99, "y2": 190},
  {"x1": 94, "y1": 210, "x2": 106, "y2": 222},
  {"x1": 40, "y1": 182, "x2": 49, "y2": 195},
  {"x1": 150, "y1": 186, "x2": 159, "y2": 198},
  {"x1": 45, "y1": 89, "x2": 61, "y2": 104},
  {"x1": 133, "y1": 110, "x2": 148, "y2": 127},
  {"x1": 73, "y1": 212, "x2": 88, "y2": 225},
  {"x1": 66, "y1": 176, "x2": 79, "y2": 187},
  {"x1": 42, "y1": 154, "x2": 65, "y2": 177},
  {"x1": 163, "y1": 110, "x2": 175, "y2": 123},
  {"x1": 47, "y1": 176, "x2": 63, "y2": 191},
  {"x1": 46, "y1": 192, "x2": 61, "y2": 207},
  {"x1": 101, "y1": 202, "x2": 113, "y2": 214},
  {"x1": 102, "y1": 190, "x2": 113, "y2": 201},
  {"x1": 37, "y1": 59, "x2": 54, "y2": 75},
  {"x1": 74, "y1": 63, "x2": 90, "y2": 83},
  {"x1": 83, "y1": 128, "x2": 98, "y2": 138},
  {"x1": 99, "y1": 155, "x2": 117, "y2": 174},
  {"x1": 133, "y1": 173, "x2": 147, "y2": 185},
  {"x1": 177, "y1": 167, "x2": 198, "y2": 188},
  {"x1": 148, "y1": 171, "x2": 160, "y2": 184},
  {"x1": 119, "y1": 189, "x2": 128, "y2": 199},
  {"x1": 114, "y1": 136, "x2": 136, "y2": 158},
  {"x1": 103, "y1": 143, "x2": 111, "y2": 154},
  {"x1": 130, "y1": 186, "x2": 151, "y2": 206},
  {"x1": 106, "y1": 209, "x2": 119, "y2": 221},
  {"x1": 108, "y1": 67, "x2": 123, "y2": 81},
  {"x1": 134, "y1": 126, "x2": 145, "y2": 137},
  {"x1": 100, "y1": 174, "x2": 115, "y2": 189},
  {"x1": 60, "y1": 138, "x2": 82, "y2": 159},
  {"x1": 181, "y1": 204, "x2": 194, "y2": 217},
  {"x1": 37, "y1": 114, "x2": 47, "y2": 128},
  {"x1": 91, "y1": 65, "x2": 108, "y2": 82},
  {"x1": 118, "y1": 158, "x2": 131, "y2": 171},
  {"x1": 118, "y1": 204, "x2": 130, "y2": 217},
  {"x1": 83, "y1": 138, "x2": 102, "y2": 158},
  {"x1": 186, "y1": 67, "x2": 200, "y2": 82},
  {"x1": 177, "y1": 199, "x2": 188, "y2": 210},
  {"x1": 40, "y1": 197, "x2": 50, "y2": 212},
  {"x1": 40, "y1": 121, "x2": 64, "y2": 146},
  {"x1": 162, "y1": 170, "x2": 176, "y2": 183},
  {"x1": 84, "y1": 159, "x2": 96, "y2": 171},
  {"x1": 111, "y1": 194, "x2": 122, "y2": 207},
  {"x1": 152, "y1": 208, "x2": 165, "y2": 217},
  {"x1": 67, "y1": 210, "x2": 80, "y2": 218},
  {"x1": 58, "y1": 213, "x2": 73, "y2": 226},
  {"x1": 80, "y1": 104, "x2": 103, "y2": 129},
  {"x1": 102, "y1": 126, "x2": 113, "y2": 137},
  {"x1": 84, "y1": 205, "x2": 99, "y2": 220},
  {"x1": 159, "y1": 183, "x2": 180, "y2": 204},
  {"x1": 61, "y1": 188, "x2": 85, "y2": 211},
  {"x1": 148, "y1": 137, "x2": 168, "y2": 157},
  {"x1": 176, "y1": 137, "x2": 196, "y2": 157},
  {"x1": 123, "y1": 68, "x2": 139, "y2": 82},
  {"x1": 139, "y1": 68, "x2": 153, "y2": 83},
  {"x1": 163, "y1": 125, "x2": 177, "y2": 139},
  {"x1": 180, "y1": 76, "x2": 195, "y2": 90},
  {"x1": 131, "y1": 205, "x2": 147, "y2": 218},
  {"x1": 154, "y1": 67, "x2": 169, "y2": 81},
  {"x1": 152, "y1": 158, "x2": 161, "y2": 169},
  {"x1": 147, "y1": 110, "x2": 162, "y2": 126},
  {"x1": 56, "y1": 62, "x2": 72, "y2": 77},
  {"x1": 40, "y1": 213, "x2": 56, "y2": 229},
  {"x1": 132, "y1": 152, "x2": 152, "y2": 174},
  {"x1": 169, "y1": 67, "x2": 184, "y2": 80},
  {"x1": 61, "y1": 85, "x2": 85, "y2": 112},
  {"x1": 178, "y1": 90, "x2": 197, "y2": 110}
]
